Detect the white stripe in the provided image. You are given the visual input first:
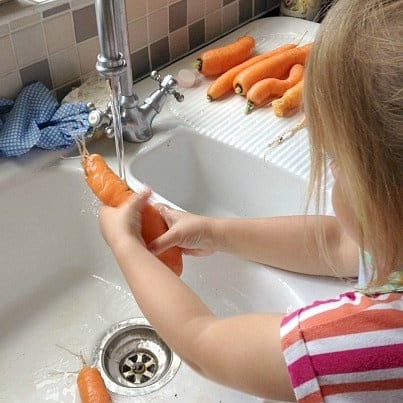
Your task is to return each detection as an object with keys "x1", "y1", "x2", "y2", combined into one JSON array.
[
  {"x1": 366, "y1": 297, "x2": 403, "y2": 311},
  {"x1": 282, "y1": 339, "x2": 307, "y2": 364},
  {"x1": 280, "y1": 313, "x2": 300, "y2": 336},
  {"x1": 298, "y1": 292, "x2": 365, "y2": 323},
  {"x1": 281, "y1": 292, "x2": 364, "y2": 337},
  {"x1": 318, "y1": 366, "x2": 403, "y2": 385},
  {"x1": 306, "y1": 327, "x2": 403, "y2": 355},
  {"x1": 293, "y1": 377, "x2": 322, "y2": 401},
  {"x1": 326, "y1": 389, "x2": 403, "y2": 402}
]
